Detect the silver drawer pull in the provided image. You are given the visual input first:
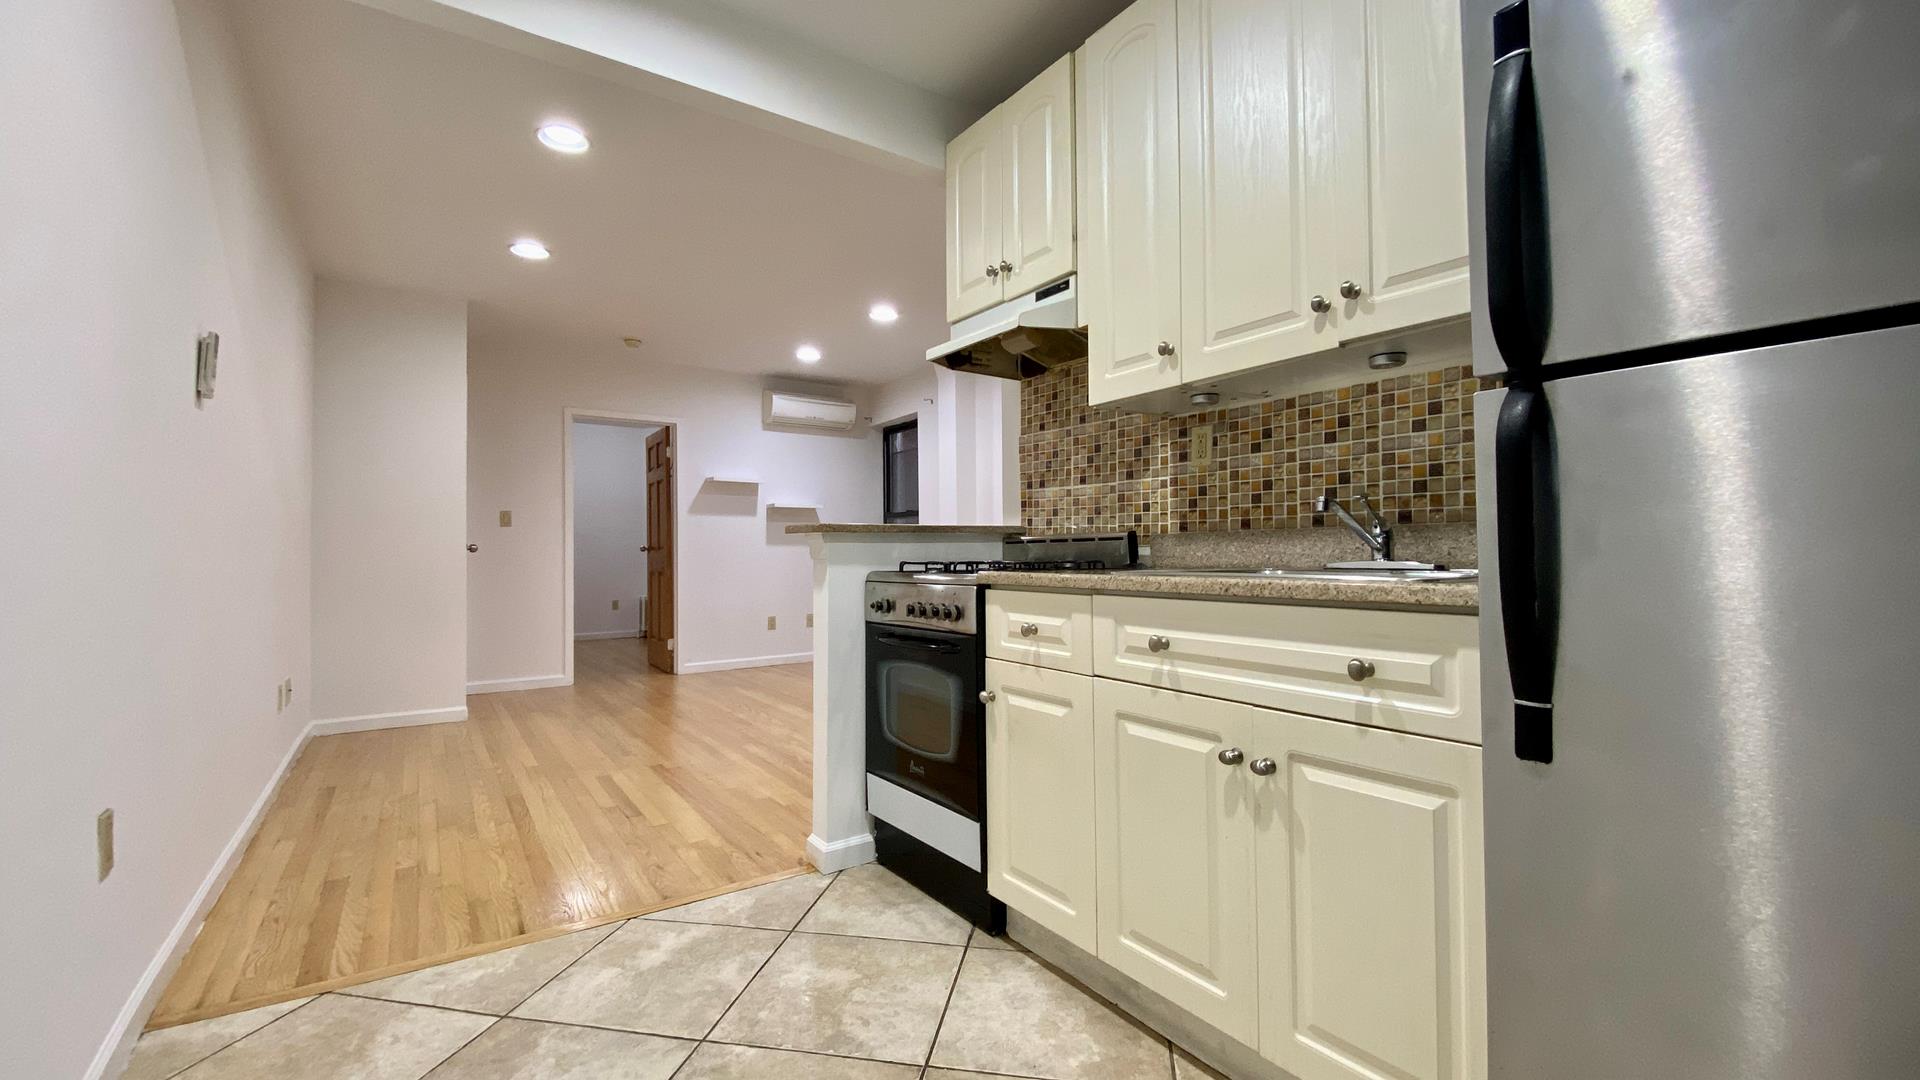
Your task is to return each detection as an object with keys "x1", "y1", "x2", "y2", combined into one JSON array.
[
  {"x1": 1217, "y1": 747, "x2": 1244, "y2": 766},
  {"x1": 1346, "y1": 658, "x2": 1376, "y2": 681},
  {"x1": 1249, "y1": 757, "x2": 1278, "y2": 776},
  {"x1": 1018, "y1": 622, "x2": 1039, "y2": 638},
  {"x1": 1146, "y1": 634, "x2": 1171, "y2": 653},
  {"x1": 979, "y1": 690, "x2": 996, "y2": 704}
]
